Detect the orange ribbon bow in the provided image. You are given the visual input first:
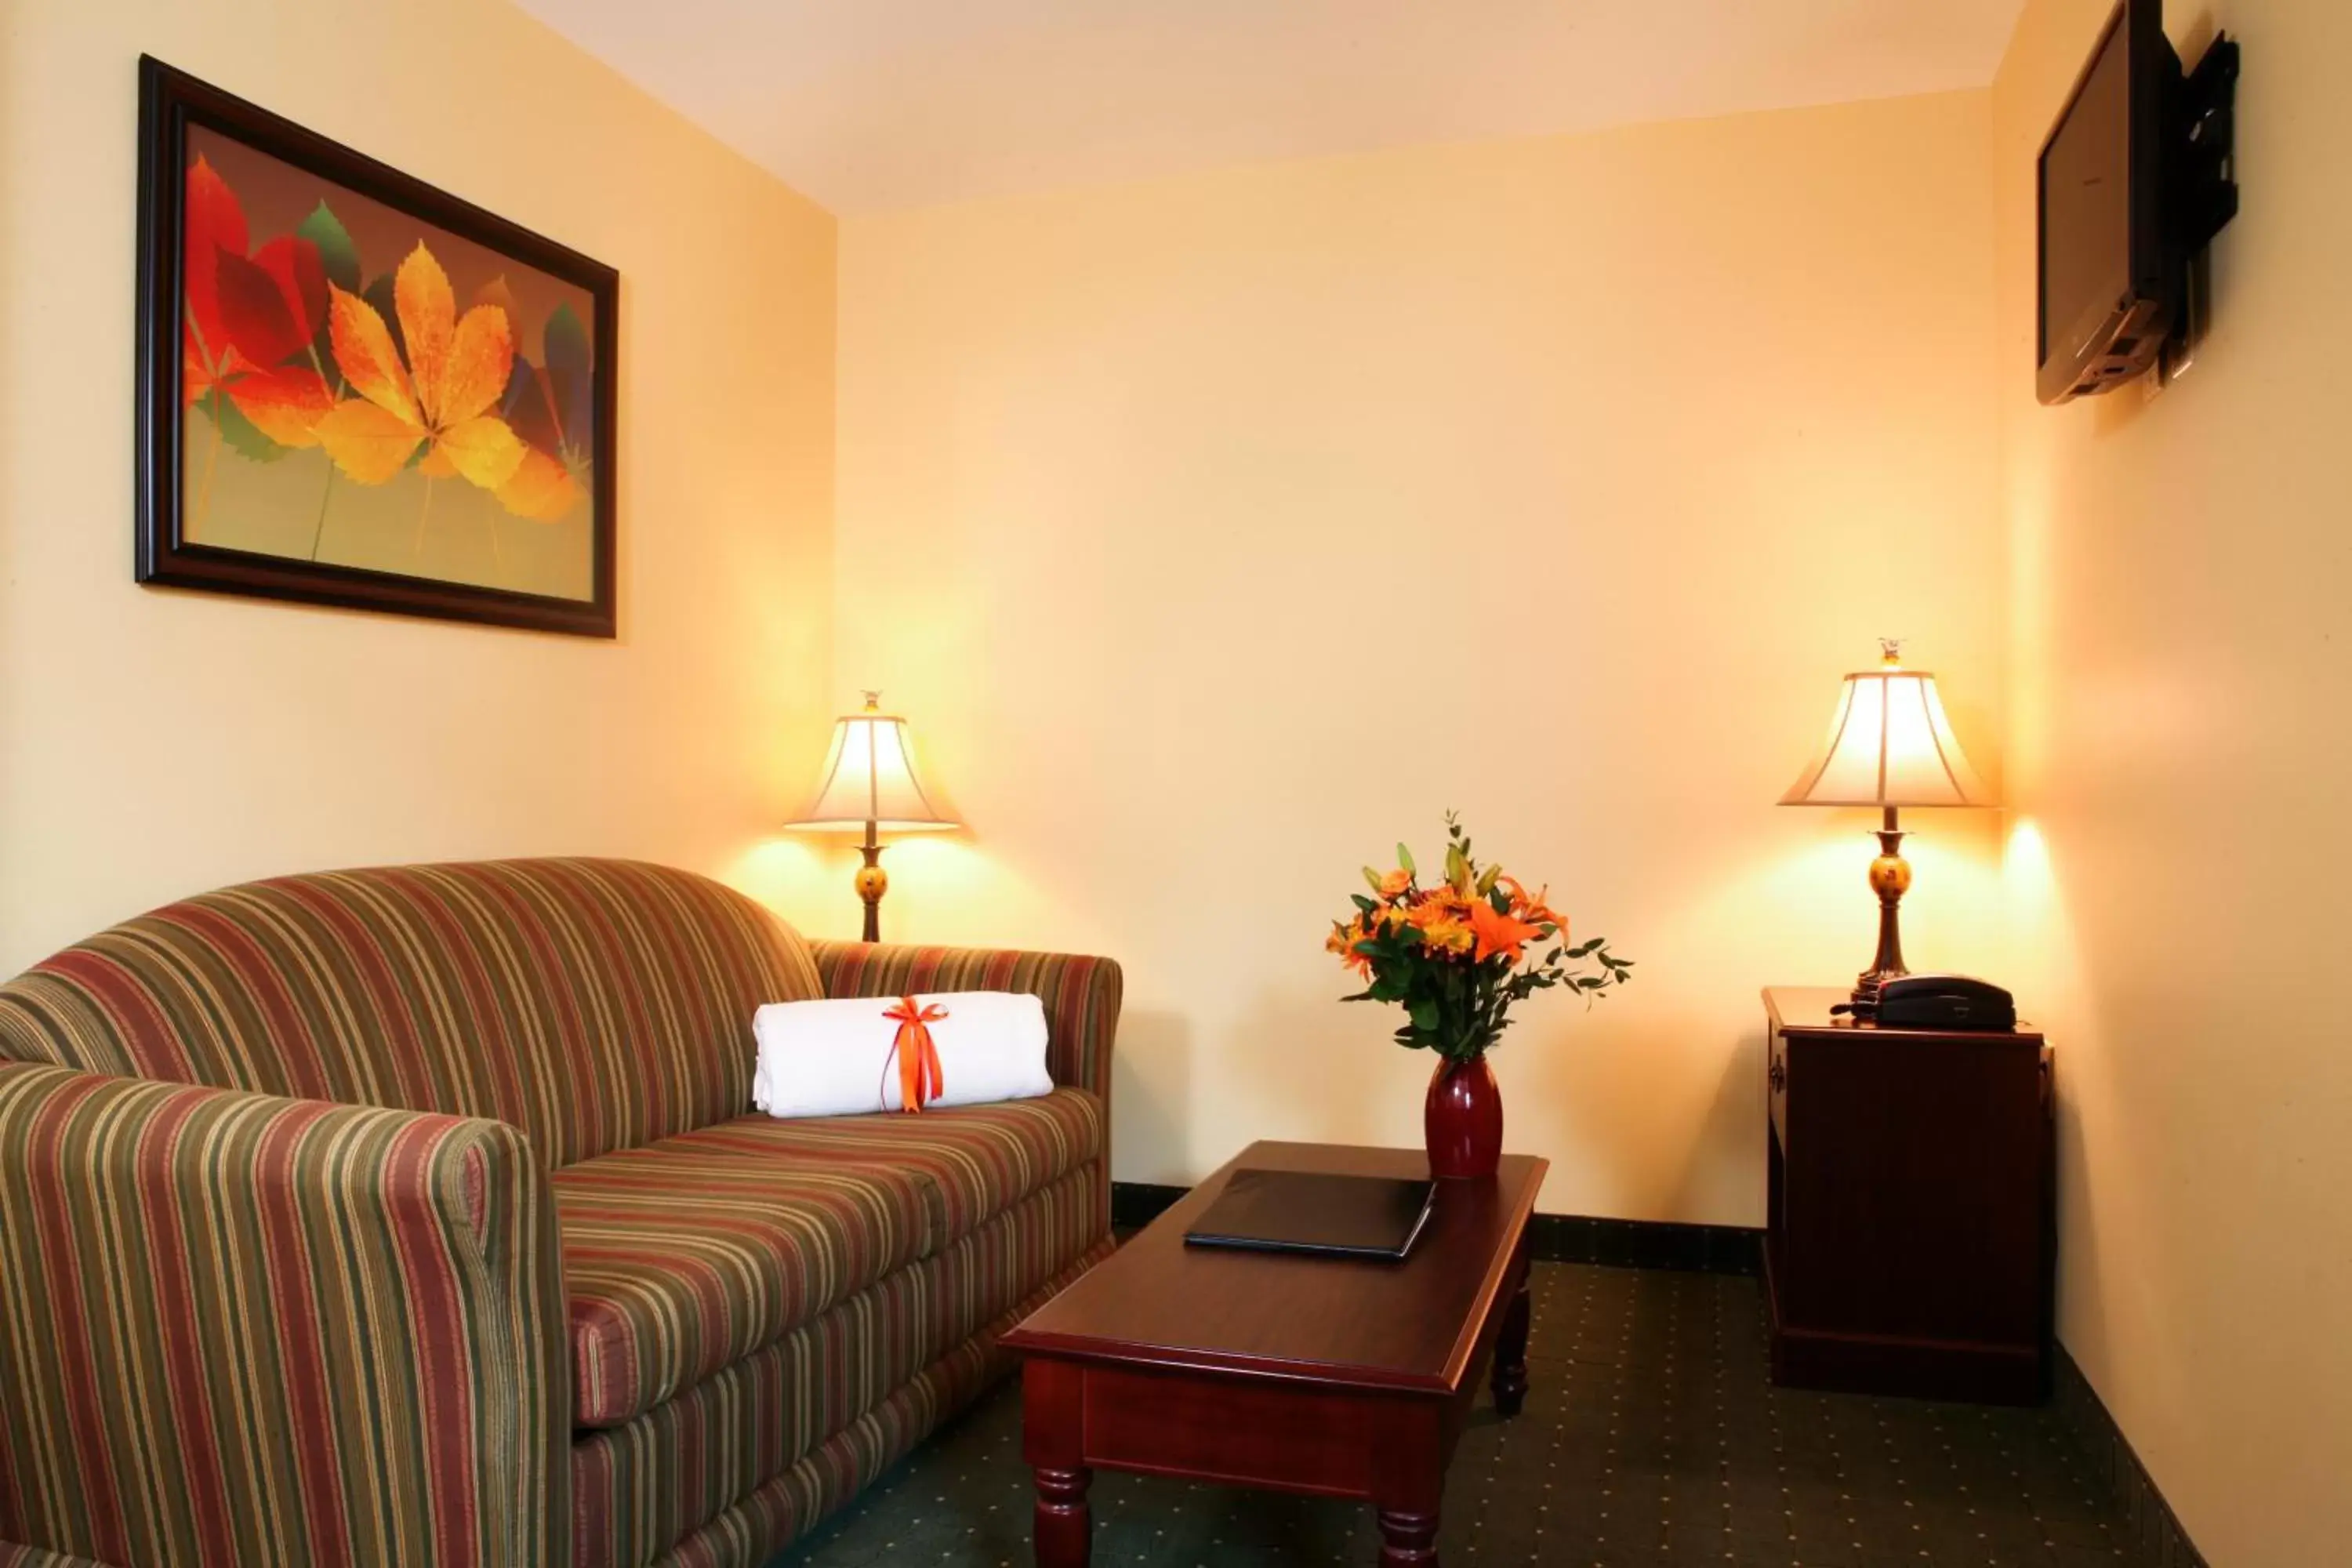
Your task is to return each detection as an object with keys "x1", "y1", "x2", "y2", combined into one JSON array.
[{"x1": 880, "y1": 996, "x2": 948, "y2": 1113}]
